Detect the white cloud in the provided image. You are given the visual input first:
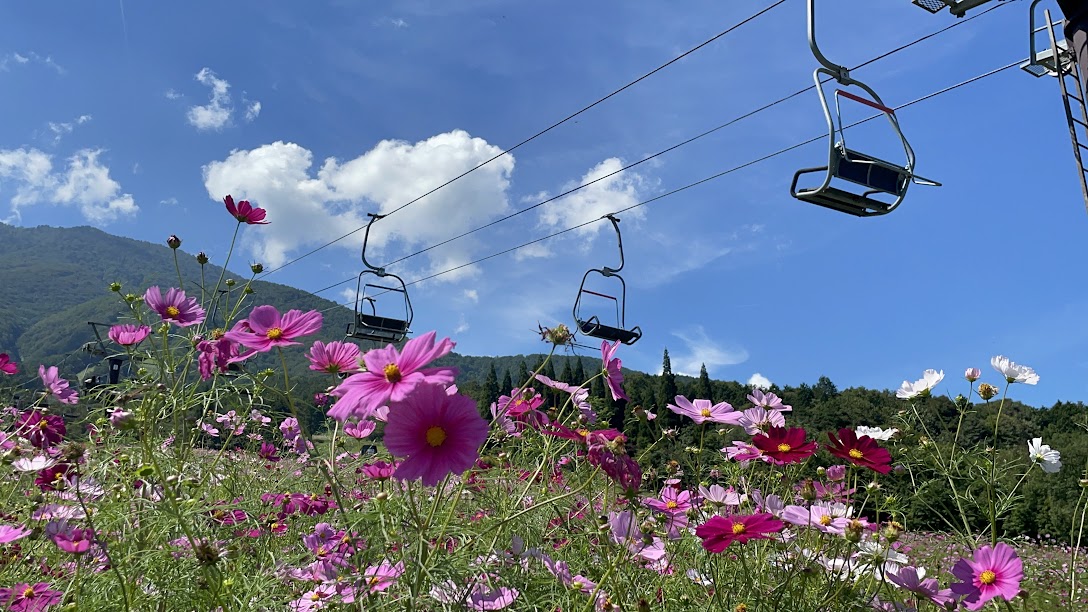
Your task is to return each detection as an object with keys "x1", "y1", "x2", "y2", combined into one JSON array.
[
  {"x1": 537, "y1": 157, "x2": 650, "y2": 239},
  {"x1": 165, "y1": 89, "x2": 182, "y2": 100},
  {"x1": 747, "y1": 373, "x2": 772, "y2": 390},
  {"x1": 245, "y1": 100, "x2": 261, "y2": 122},
  {"x1": 0, "y1": 148, "x2": 137, "y2": 224},
  {"x1": 453, "y1": 314, "x2": 469, "y2": 334},
  {"x1": 159, "y1": 197, "x2": 177, "y2": 206},
  {"x1": 46, "y1": 114, "x2": 92, "y2": 144},
  {"x1": 669, "y1": 325, "x2": 748, "y2": 376},
  {"x1": 0, "y1": 52, "x2": 64, "y2": 74},
  {"x1": 463, "y1": 289, "x2": 478, "y2": 303},
  {"x1": 187, "y1": 68, "x2": 233, "y2": 131},
  {"x1": 513, "y1": 242, "x2": 551, "y2": 261},
  {"x1": 202, "y1": 130, "x2": 514, "y2": 276}
]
